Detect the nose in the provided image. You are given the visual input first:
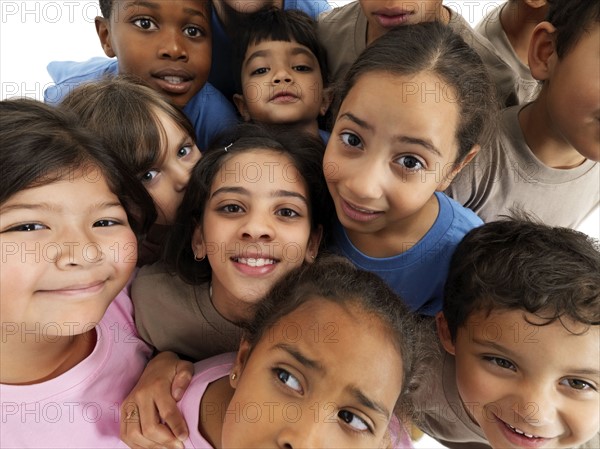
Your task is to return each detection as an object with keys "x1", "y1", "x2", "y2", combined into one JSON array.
[
  {"x1": 343, "y1": 158, "x2": 385, "y2": 201},
  {"x1": 158, "y1": 30, "x2": 188, "y2": 61},
  {"x1": 276, "y1": 408, "x2": 329, "y2": 448},
  {"x1": 170, "y1": 163, "x2": 190, "y2": 192},
  {"x1": 512, "y1": 383, "x2": 557, "y2": 428},
  {"x1": 53, "y1": 226, "x2": 103, "y2": 269},
  {"x1": 272, "y1": 66, "x2": 293, "y2": 84},
  {"x1": 240, "y1": 210, "x2": 274, "y2": 241}
]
